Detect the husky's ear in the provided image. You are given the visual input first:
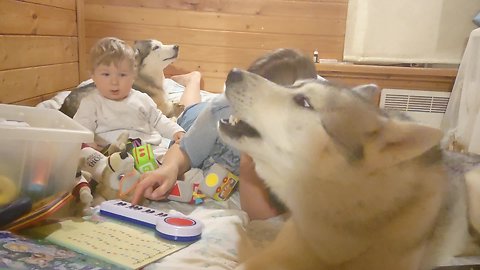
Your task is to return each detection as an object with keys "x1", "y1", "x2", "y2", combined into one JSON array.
[
  {"x1": 364, "y1": 120, "x2": 443, "y2": 168},
  {"x1": 352, "y1": 84, "x2": 380, "y2": 104},
  {"x1": 133, "y1": 40, "x2": 151, "y2": 63}
]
